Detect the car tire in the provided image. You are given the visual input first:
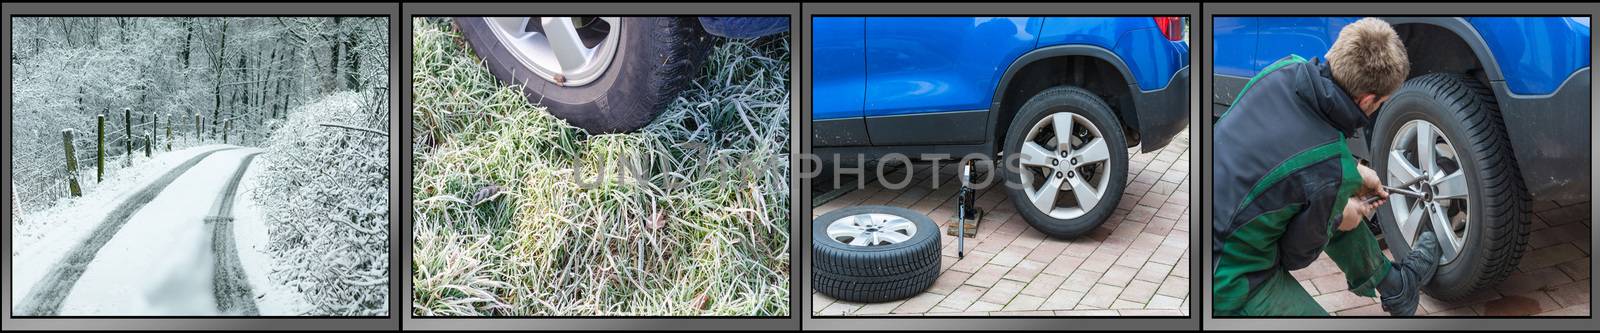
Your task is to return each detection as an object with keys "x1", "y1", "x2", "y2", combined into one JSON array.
[
  {"x1": 812, "y1": 206, "x2": 941, "y2": 303},
  {"x1": 1000, "y1": 86, "x2": 1129, "y2": 239},
  {"x1": 1370, "y1": 73, "x2": 1530, "y2": 302},
  {"x1": 455, "y1": 17, "x2": 712, "y2": 133}
]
